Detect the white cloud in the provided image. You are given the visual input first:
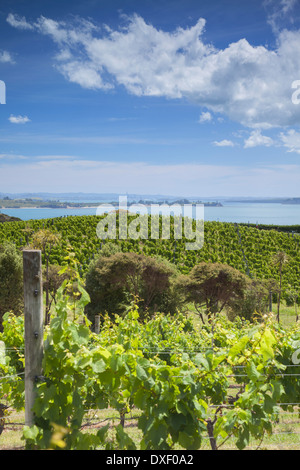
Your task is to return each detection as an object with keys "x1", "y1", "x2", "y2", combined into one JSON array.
[
  {"x1": 58, "y1": 60, "x2": 113, "y2": 90},
  {"x1": 6, "y1": 13, "x2": 300, "y2": 129},
  {"x1": 264, "y1": 0, "x2": 297, "y2": 33},
  {"x1": 0, "y1": 158, "x2": 299, "y2": 197},
  {"x1": 198, "y1": 111, "x2": 212, "y2": 123},
  {"x1": 244, "y1": 130, "x2": 275, "y2": 148},
  {"x1": 0, "y1": 50, "x2": 14, "y2": 64},
  {"x1": 8, "y1": 114, "x2": 31, "y2": 124},
  {"x1": 6, "y1": 13, "x2": 34, "y2": 30},
  {"x1": 213, "y1": 139, "x2": 235, "y2": 147},
  {"x1": 280, "y1": 129, "x2": 300, "y2": 154}
]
